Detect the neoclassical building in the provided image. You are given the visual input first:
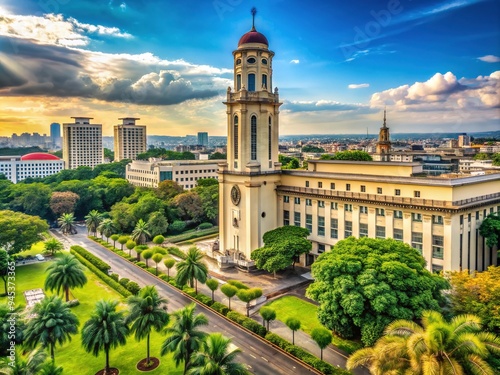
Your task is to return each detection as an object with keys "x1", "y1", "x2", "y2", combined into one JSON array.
[{"x1": 218, "y1": 19, "x2": 499, "y2": 272}]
